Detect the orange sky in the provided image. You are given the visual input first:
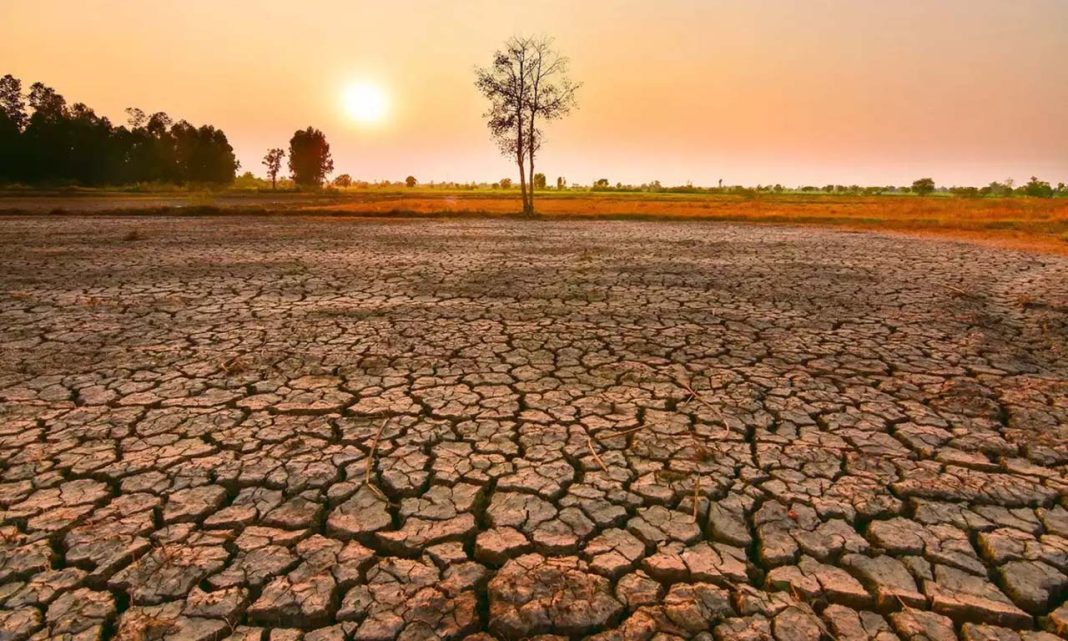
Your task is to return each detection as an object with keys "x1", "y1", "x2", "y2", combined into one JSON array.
[{"x1": 2, "y1": 0, "x2": 1066, "y2": 187}]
